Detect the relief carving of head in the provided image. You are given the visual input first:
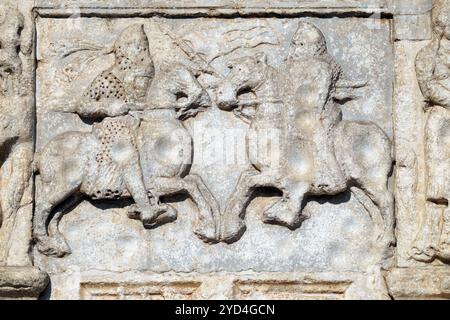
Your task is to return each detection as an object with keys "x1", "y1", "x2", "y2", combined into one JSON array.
[
  {"x1": 288, "y1": 22, "x2": 327, "y2": 60},
  {"x1": 111, "y1": 24, "x2": 155, "y2": 99},
  {"x1": 0, "y1": 5, "x2": 25, "y2": 95},
  {"x1": 216, "y1": 53, "x2": 268, "y2": 111}
]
